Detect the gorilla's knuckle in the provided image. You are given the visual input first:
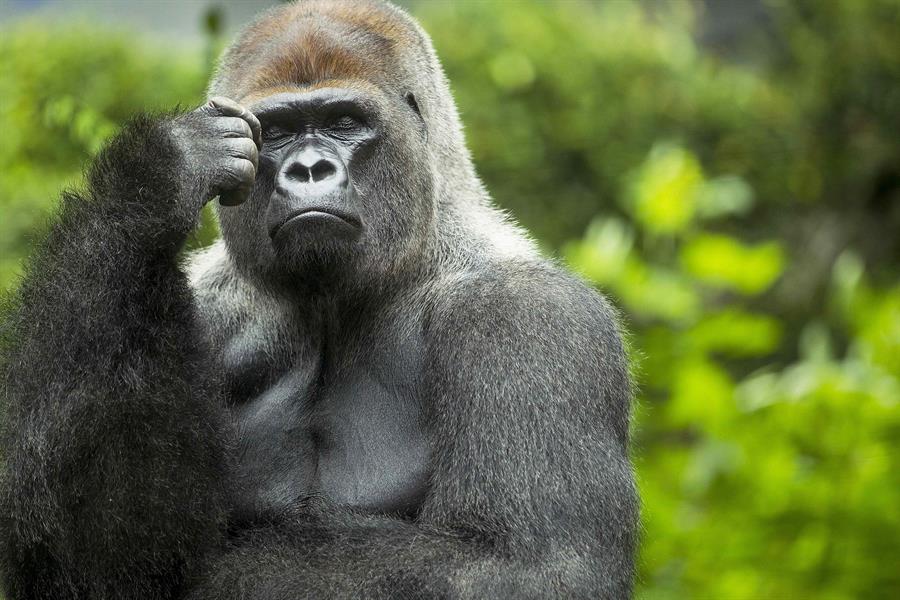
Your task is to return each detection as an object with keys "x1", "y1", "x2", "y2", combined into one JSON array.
[
  {"x1": 224, "y1": 138, "x2": 256, "y2": 160},
  {"x1": 233, "y1": 118, "x2": 254, "y2": 139},
  {"x1": 231, "y1": 159, "x2": 256, "y2": 181},
  {"x1": 245, "y1": 112, "x2": 262, "y2": 130}
]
